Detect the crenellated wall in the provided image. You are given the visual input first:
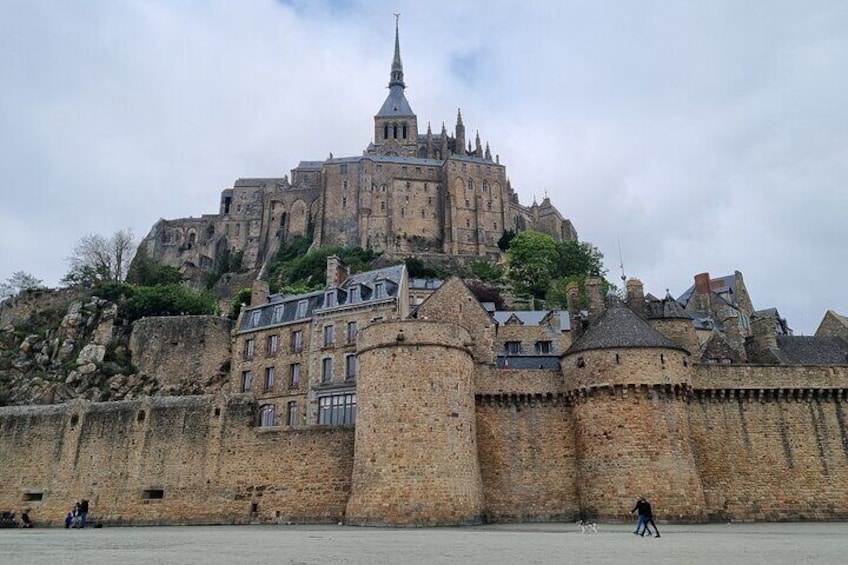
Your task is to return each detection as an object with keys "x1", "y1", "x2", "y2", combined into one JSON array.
[{"x1": 689, "y1": 388, "x2": 848, "y2": 521}]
